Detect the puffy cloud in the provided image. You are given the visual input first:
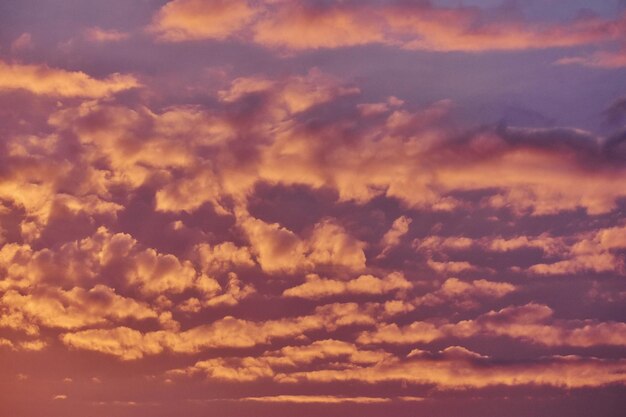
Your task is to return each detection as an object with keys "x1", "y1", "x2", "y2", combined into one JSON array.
[
  {"x1": 488, "y1": 234, "x2": 564, "y2": 256},
  {"x1": 283, "y1": 272, "x2": 411, "y2": 300},
  {"x1": 426, "y1": 260, "x2": 477, "y2": 274},
  {"x1": 252, "y1": 99, "x2": 626, "y2": 215},
  {"x1": 238, "y1": 215, "x2": 308, "y2": 273},
  {"x1": 1, "y1": 3, "x2": 626, "y2": 416},
  {"x1": 168, "y1": 339, "x2": 392, "y2": 381},
  {"x1": 239, "y1": 215, "x2": 366, "y2": 274},
  {"x1": 0, "y1": 285, "x2": 159, "y2": 334},
  {"x1": 438, "y1": 278, "x2": 515, "y2": 298},
  {"x1": 0, "y1": 61, "x2": 139, "y2": 98},
  {"x1": 30, "y1": 72, "x2": 626, "y2": 221},
  {"x1": 306, "y1": 219, "x2": 367, "y2": 271},
  {"x1": 529, "y1": 225, "x2": 626, "y2": 275},
  {"x1": 177, "y1": 356, "x2": 275, "y2": 382},
  {"x1": 194, "y1": 242, "x2": 255, "y2": 274},
  {"x1": 61, "y1": 302, "x2": 378, "y2": 359},
  {"x1": 201, "y1": 272, "x2": 255, "y2": 308},
  {"x1": 357, "y1": 321, "x2": 444, "y2": 345},
  {"x1": 413, "y1": 278, "x2": 516, "y2": 310},
  {"x1": 459, "y1": 303, "x2": 626, "y2": 348},
  {"x1": 0, "y1": 129, "x2": 124, "y2": 241},
  {"x1": 0, "y1": 227, "x2": 224, "y2": 337},
  {"x1": 358, "y1": 303, "x2": 626, "y2": 348},
  {"x1": 61, "y1": 326, "x2": 163, "y2": 360},
  {"x1": 413, "y1": 227, "x2": 626, "y2": 276},
  {"x1": 149, "y1": 0, "x2": 258, "y2": 42}
]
